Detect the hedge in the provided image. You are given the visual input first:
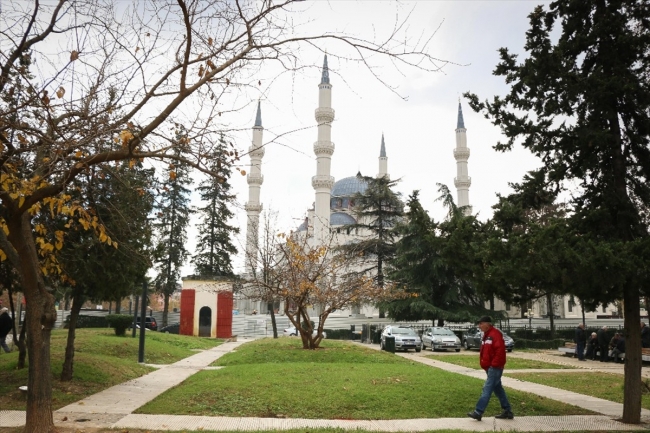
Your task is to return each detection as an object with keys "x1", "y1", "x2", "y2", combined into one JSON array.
[
  {"x1": 106, "y1": 314, "x2": 134, "y2": 336},
  {"x1": 64, "y1": 314, "x2": 109, "y2": 329}
]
